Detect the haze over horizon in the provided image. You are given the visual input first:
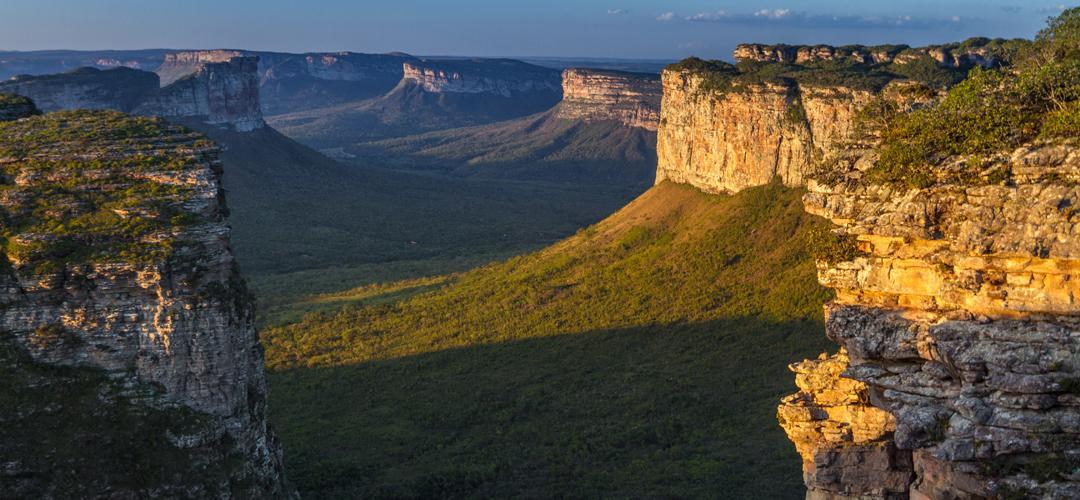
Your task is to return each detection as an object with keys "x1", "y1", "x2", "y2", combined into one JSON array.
[{"x1": 0, "y1": 0, "x2": 1069, "y2": 60}]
